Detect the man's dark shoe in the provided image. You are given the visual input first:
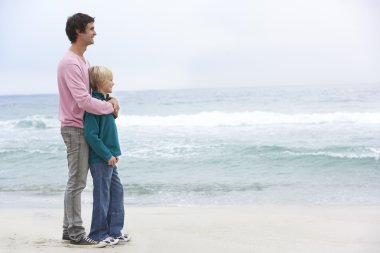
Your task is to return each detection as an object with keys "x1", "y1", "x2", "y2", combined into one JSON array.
[
  {"x1": 69, "y1": 236, "x2": 106, "y2": 248},
  {"x1": 62, "y1": 233, "x2": 70, "y2": 241}
]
